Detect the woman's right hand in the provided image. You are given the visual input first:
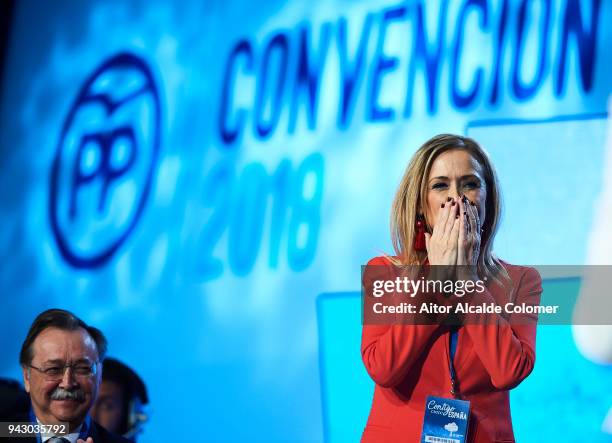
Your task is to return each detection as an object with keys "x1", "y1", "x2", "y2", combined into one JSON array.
[{"x1": 424, "y1": 197, "x2": 460, "y2": 266}]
